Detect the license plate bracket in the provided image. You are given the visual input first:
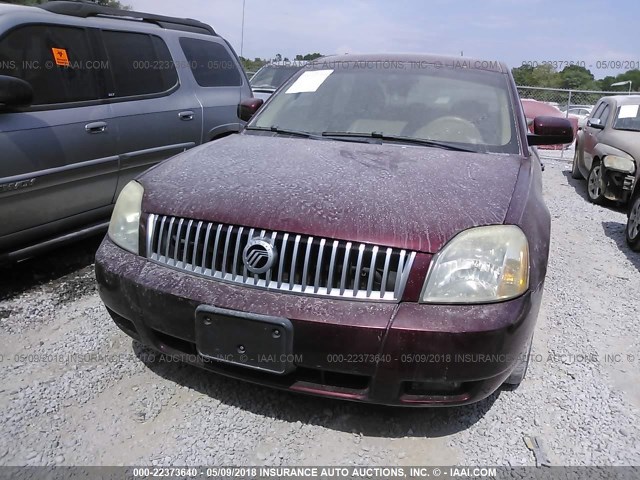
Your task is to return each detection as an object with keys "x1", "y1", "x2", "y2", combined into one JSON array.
[{"x1": 194, "y1": 305, "x2": 294, "y2": 375}]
